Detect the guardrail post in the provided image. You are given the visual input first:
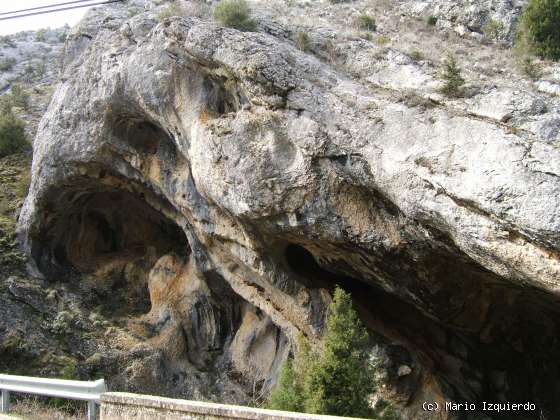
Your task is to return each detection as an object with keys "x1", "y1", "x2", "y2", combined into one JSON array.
[
  {"x1": 1, "y1": 389, "x2": 9, "y2": 413},
  {"x1": 87, "y1": 400, "x2": 97, "y2": 420}
]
